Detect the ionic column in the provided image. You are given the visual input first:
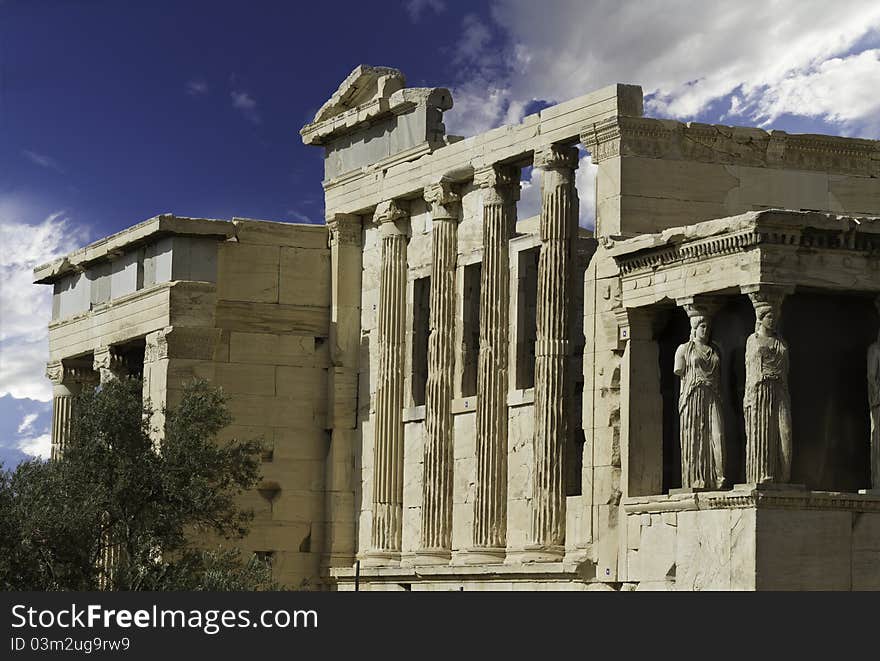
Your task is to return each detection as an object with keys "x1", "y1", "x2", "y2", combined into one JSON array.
[
  {"x1": 367, "y1": 199, "x2": 409, "y2": 563},
  {"x1": 46, "y1": 362, "x2": 90, "y2": 461},
  {"x1": 528, "y1": 144, "x2": 579, "y2": 558},
  {"x1": 468, "y1": 165, "x2": 519, "y2": 561},
  {"x1": 93, "y1": 346, "x2": 126, "y2": 383},
  {"x1": 419, "y1": 180, "x2": 460, "y2": 563}
]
